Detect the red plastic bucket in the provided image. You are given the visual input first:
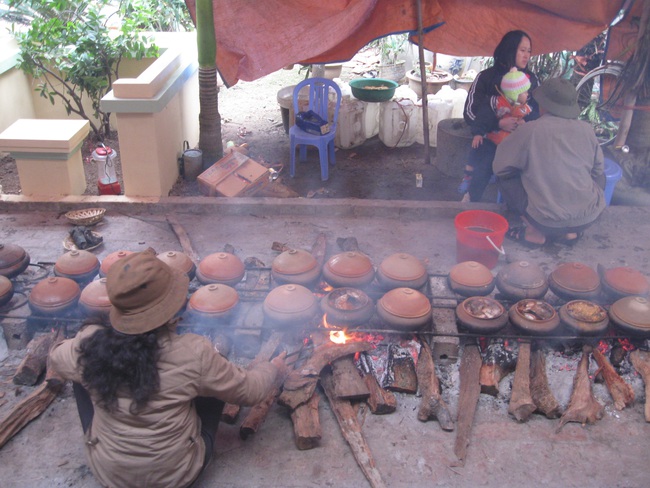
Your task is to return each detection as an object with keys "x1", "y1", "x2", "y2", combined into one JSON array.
[{"x1": 454, "y1": 210, "x2": 509, "y2": 269}]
